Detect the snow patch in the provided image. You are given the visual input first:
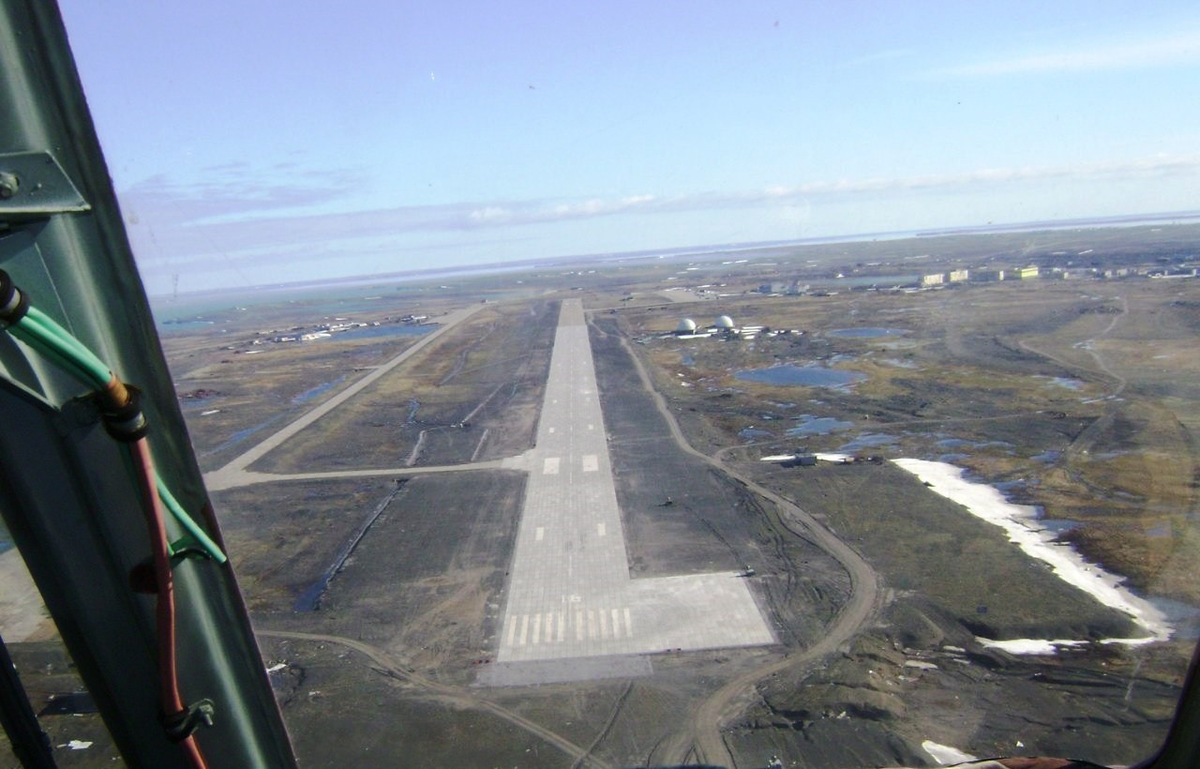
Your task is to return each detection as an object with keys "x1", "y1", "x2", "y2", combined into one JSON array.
[
  {"x1": 976, "y1": 638, "x2": 1087, "y2": 655},
  {"x1": 922, "y1": 740, "x2": 976, "y2": 765},
  {"x1": 893, "y1": 458, "x2": 1171, "y2": 645}
]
